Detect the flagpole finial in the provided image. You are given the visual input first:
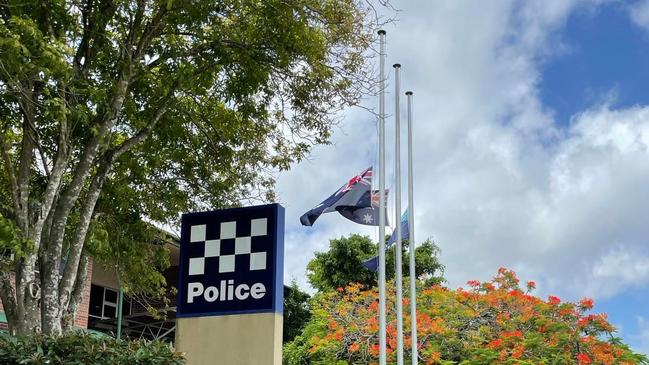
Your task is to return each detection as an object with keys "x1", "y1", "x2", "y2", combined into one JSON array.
[
  {"x1": 393, "y1": 63, "x2": 401, "y2": 68},
  {"x1": 378, "y1": 29, "x2": 386, "y2": 35},
  {"x1": 405, "y1": 91, "x2": 413, "y2": 95}
]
